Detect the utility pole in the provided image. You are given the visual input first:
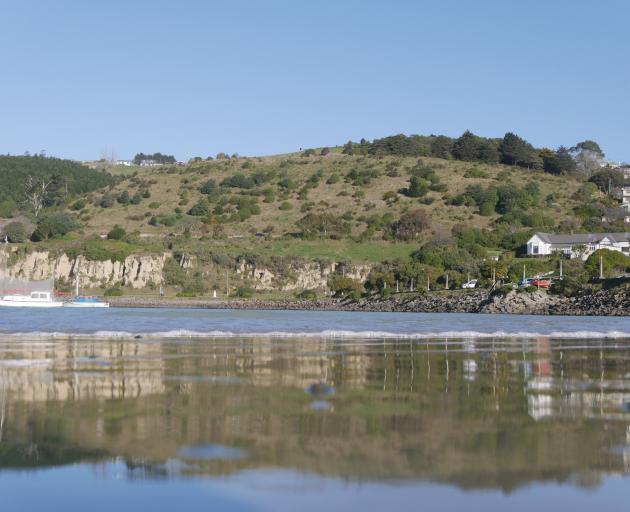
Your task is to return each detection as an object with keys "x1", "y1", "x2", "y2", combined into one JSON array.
[
  {"x1": 426, "y1": 274, "x2": 430, "y2": 292},
  {"x1": 445, "y1": 274, "x2": 449, "y2": 290},
  {"x1": 396, "y1": 280, "x2": 399, "y2": 293},
  {"x1": 523, "y1": 265, "x2": 526, "y2": 283},
  {"x1": 600, "y1": 254, "x2": 604, "y2": 280},
  {"x1": 492, "y1": 267, "x2": 496, "y2": 287},
  {"x1": 559, "y1": 258, "x2": 563, "y2": 278}
]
